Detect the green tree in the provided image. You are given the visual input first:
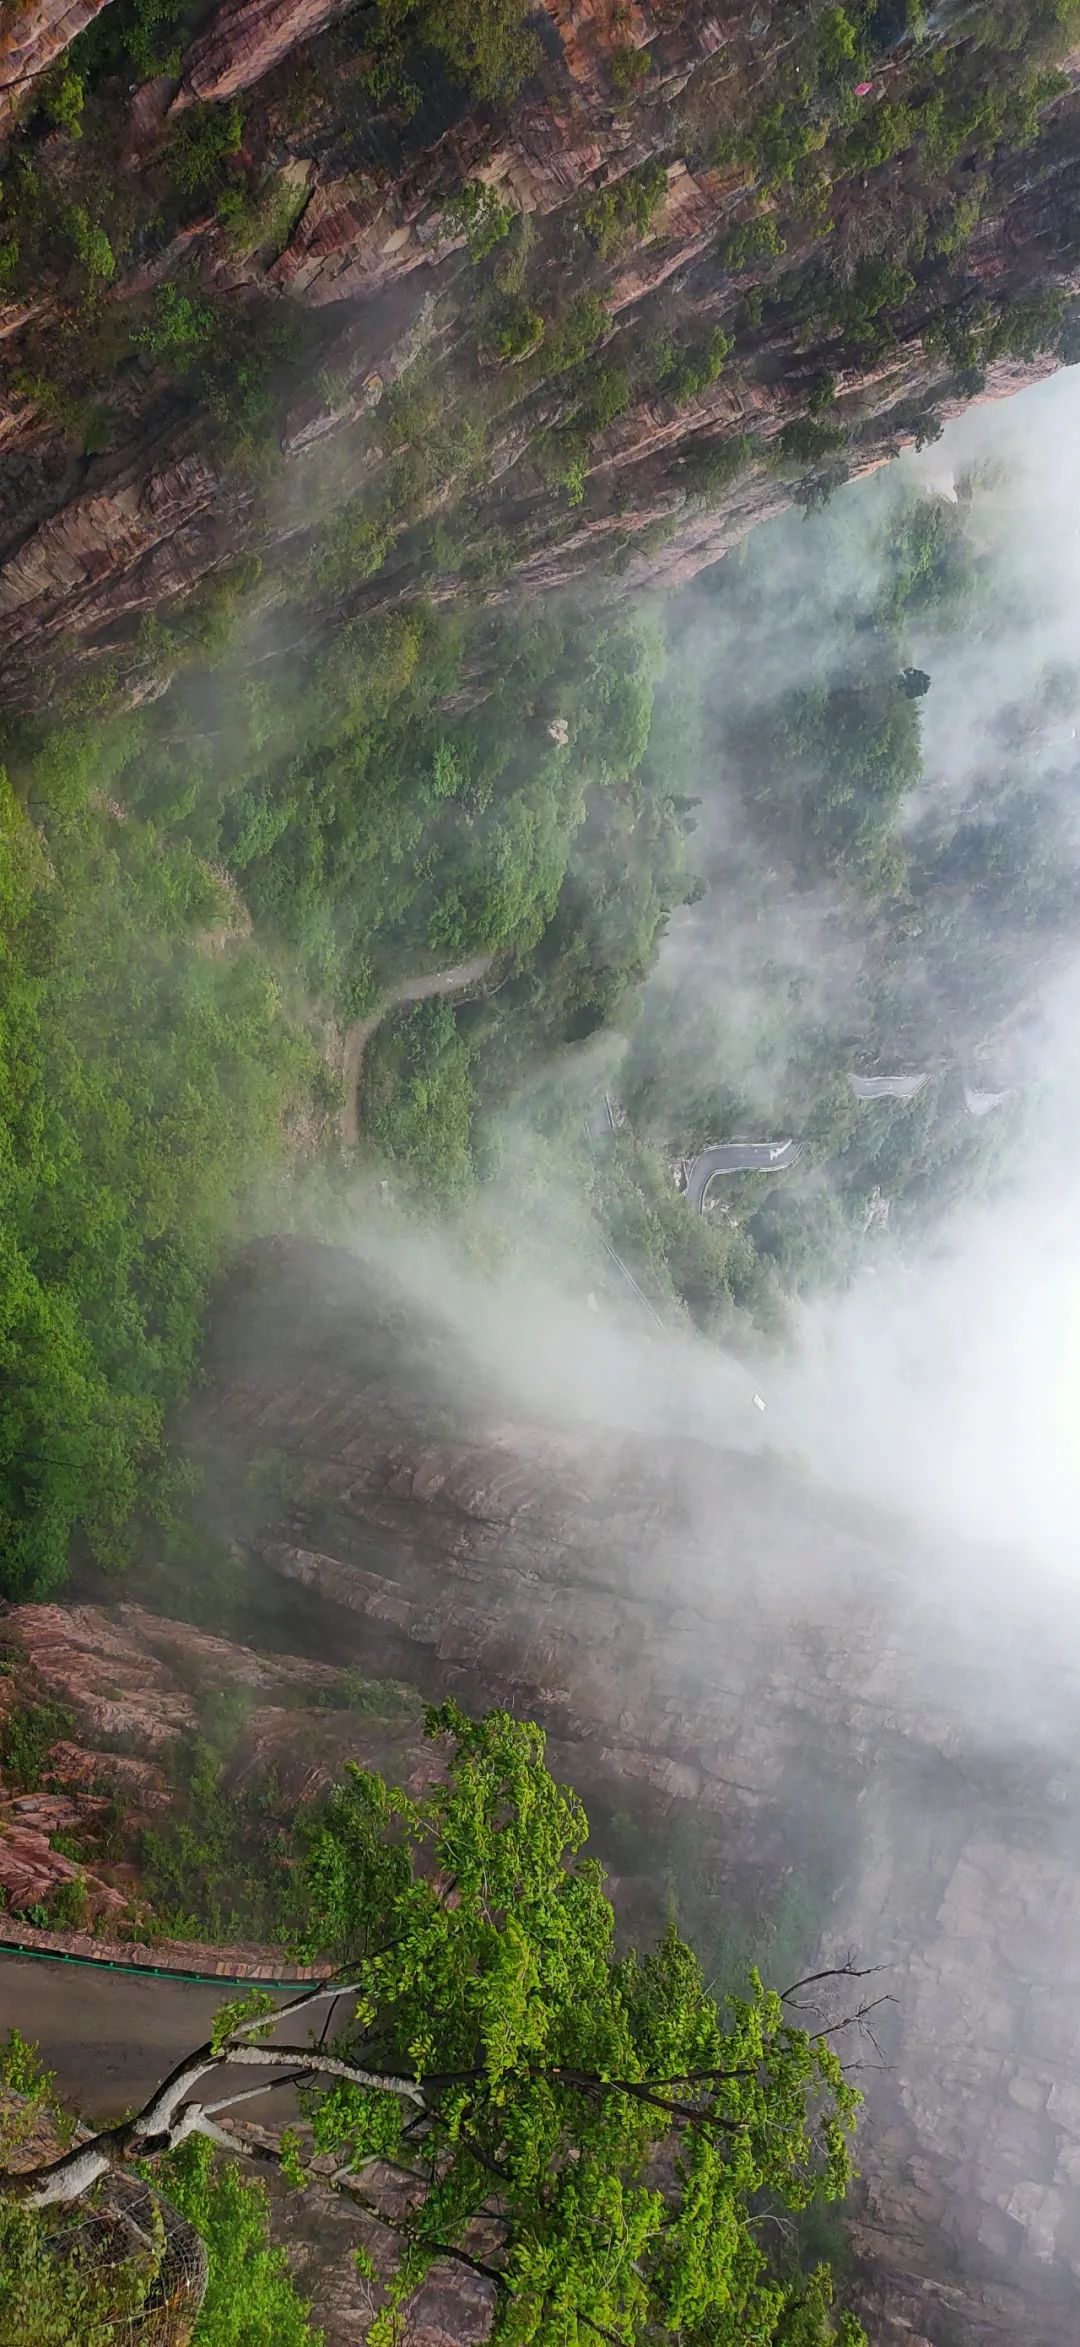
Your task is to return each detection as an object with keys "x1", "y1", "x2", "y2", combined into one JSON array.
[
  {"x1": 441, "y1": 180, "x2": 515, "y2": 261},
  {"x1": 366, "y1": 0, "x2": 537, "y2": 99},
  {"x1": 582, "y1": 164, "x2": 668, "y2": 257},
  {"x1": 362, "y1": 999, "x2": 477, "y2": 1199},
  {"x1": 5, "y1": 1710, "x2": 866, "y2": 2347}
]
